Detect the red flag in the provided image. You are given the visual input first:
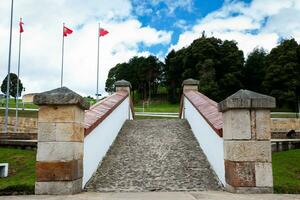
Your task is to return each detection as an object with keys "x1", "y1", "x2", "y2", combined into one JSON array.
[
  {"x1": 19, "y1": 20, "x2": 24, "y2": 33},
  {"x1": 63, "y1": 26, "x2": 73, "y2": 37},
  {"x1": 99, "y1": 28, "x2": 109, "y2": 37}
]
